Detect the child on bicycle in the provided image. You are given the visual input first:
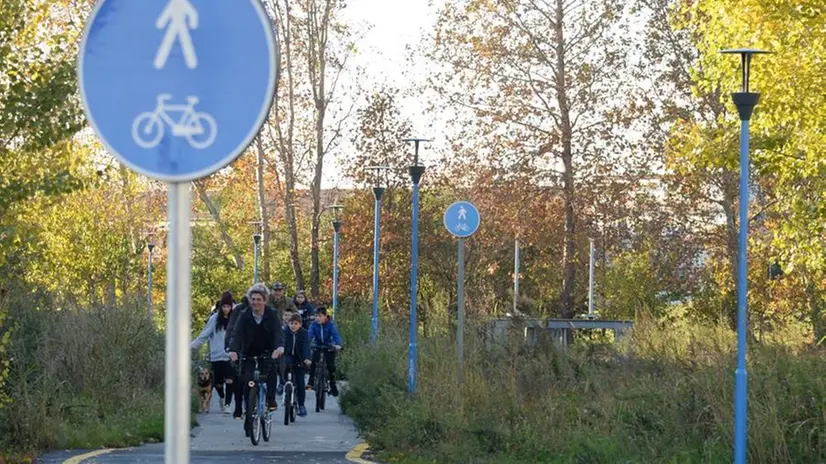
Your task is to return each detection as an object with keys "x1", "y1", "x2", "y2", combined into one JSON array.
[
  {"x1": 282, "y1": 313, "x2": 312, "y2": 416},
  {"x1": 277, "y1": 309, "x2": 296, "y2": 395},
  {"x1": 307, "y1": 306, "x2": 343, "y2": 396}
]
